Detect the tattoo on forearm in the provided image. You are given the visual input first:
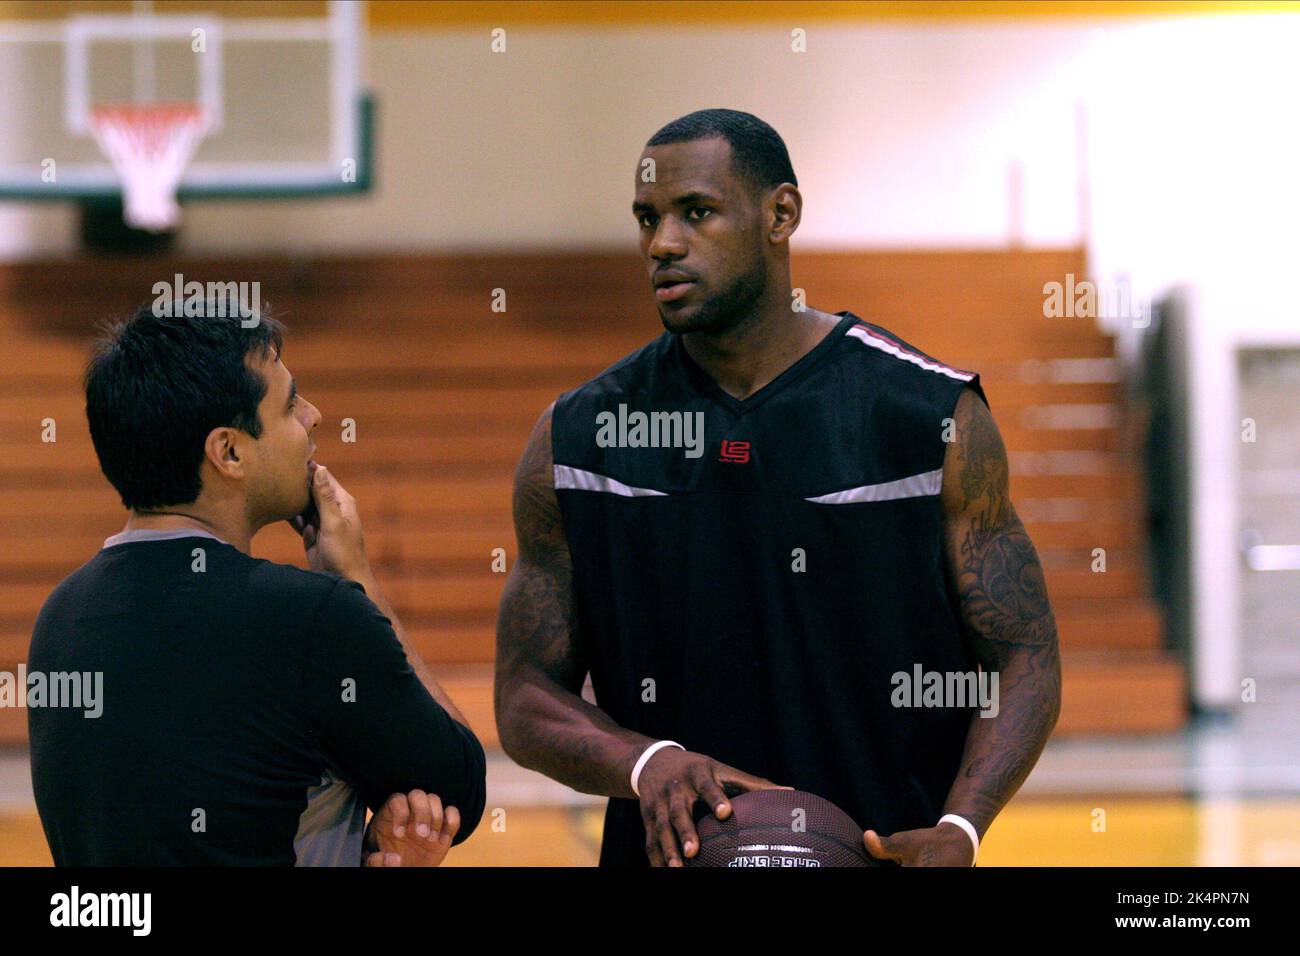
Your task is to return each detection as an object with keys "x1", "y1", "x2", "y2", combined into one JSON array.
[
  {"x1": 944, "y1": 390, "x2": 1062, "y2": 832},
  {"x1": 494, "y1": 406, "x2": 642, "y2": 796}
]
